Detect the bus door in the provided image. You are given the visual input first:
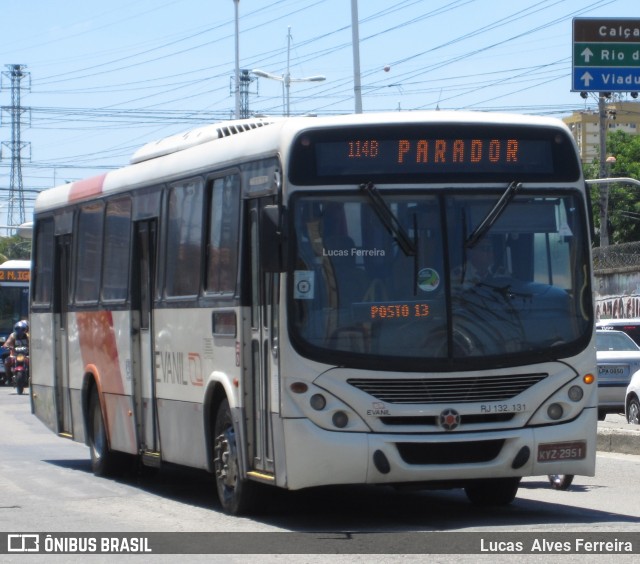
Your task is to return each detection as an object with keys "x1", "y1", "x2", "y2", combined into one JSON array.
[
  {"x1": 53, "y1": 235, "x2": 73, "y2": 436},
  {"x1": 245, "y1": 197, "x2": 277, "y2": 477},
  {"x1": 131, "y1": 220, "x2": 161, "y2": 465}
]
